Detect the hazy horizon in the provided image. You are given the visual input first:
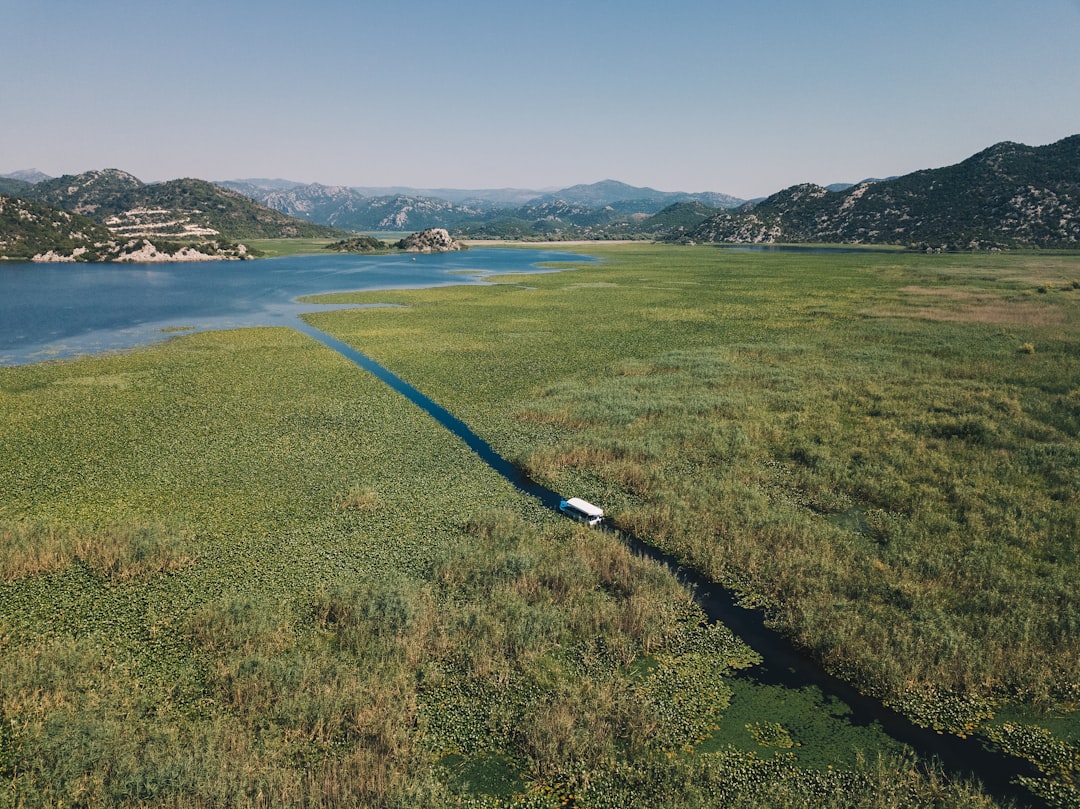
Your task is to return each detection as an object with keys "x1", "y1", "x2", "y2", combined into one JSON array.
[{"x1": 4, "y1": 0, "x2": 1079, "y2": 199}]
